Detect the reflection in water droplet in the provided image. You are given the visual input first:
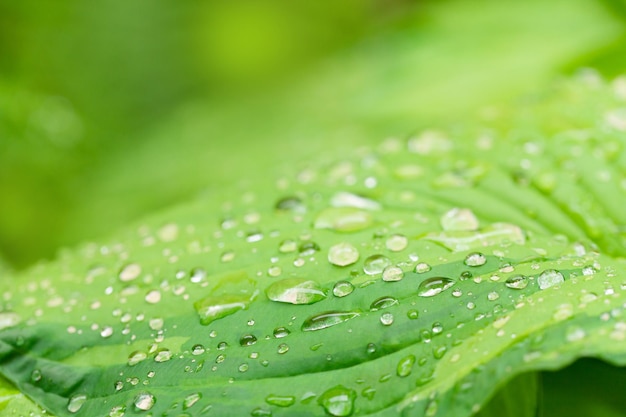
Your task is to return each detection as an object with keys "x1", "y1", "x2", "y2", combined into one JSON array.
[
  {"x1": 314, "y1": 207, "x2": 373, "y2": 232},
  {"x1": 464, "y1": 252, "x2": 487, "y2": 267},
  {"x1": 302, "y1": 311, "x2": 360, "y2": 332},
  {"x1": 108, "y1": 405, "x2": 126, "y2": 417},
  {"x1": 369, "y1": 296, "x2": 399, "y2": 311},
  {"x1": 119, "y1": 263, "x2": 141, "y2": 282},
  {"x1": 487, "y1": 291, "x2": 500, "y2": 301},
  {"x1": 273, "y1": 327, "x2": 290, "y2": 338},
  {"x1": 67, "y1": 394, "x2": 87, "y2": 413},
  {"x1": 363, "y1": 255, "x2": 392, "y2": 275},
  {"x1": 240, "y1": 334, "x2": 258, "y2": 347},
  {"x1": 386, "y1": 234, "x2": 408, "y2": 252},
  {"x1": 333, "y1": 281, "x2": 355, "y2": 298},
  {"x1": 440, "y1": 208, "x2": 479, "y2": 231},
  {"x1": 397, "y1": 355, "x2": 416, "y2": 377},
  {"x1": 318, "y1": 385, "x2": 356, "y2": 417},
  {"x1": 183, "y1": 392, "x2": 202, "y2": 410},
  {"x1": 382, "y1": 266, "x2": 404, "y2": 282},
  {"x1": 380, "y1": 312, "x2": 394, "y2": 326},
  {"x1": 192, "y1": 344, "x2": 206, "y2": 355},
  {"x1": 134, "y1": 392, "x2": 156, "y2": 411},
  {"x1": 418, "y1": 277, "x2": 455, "y2": 297},
  {"x1": 100, "y1": 326, "x2": 113, "y2": 338},
  {"x1": 265, "y1": 394, "x2": 296, "y2": 407},
  {"x1": 505, "y1": 275, "x2": 528, "y2": 289},
  {"x1": 407, "y1": 310, "x2": 419, "y2": 319},
  {"x1": 328, "y1": 242, "x2": 360, "y2": 267},
  {"x1": 194, "y1": 295, "x2": 250, "y2": 326},
  {"x1": 538, "y1": 269, "x2": 564, "y2": 290},
  {"x1": 266, "y1": 278, "x2": 326, "y2": 305}
]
